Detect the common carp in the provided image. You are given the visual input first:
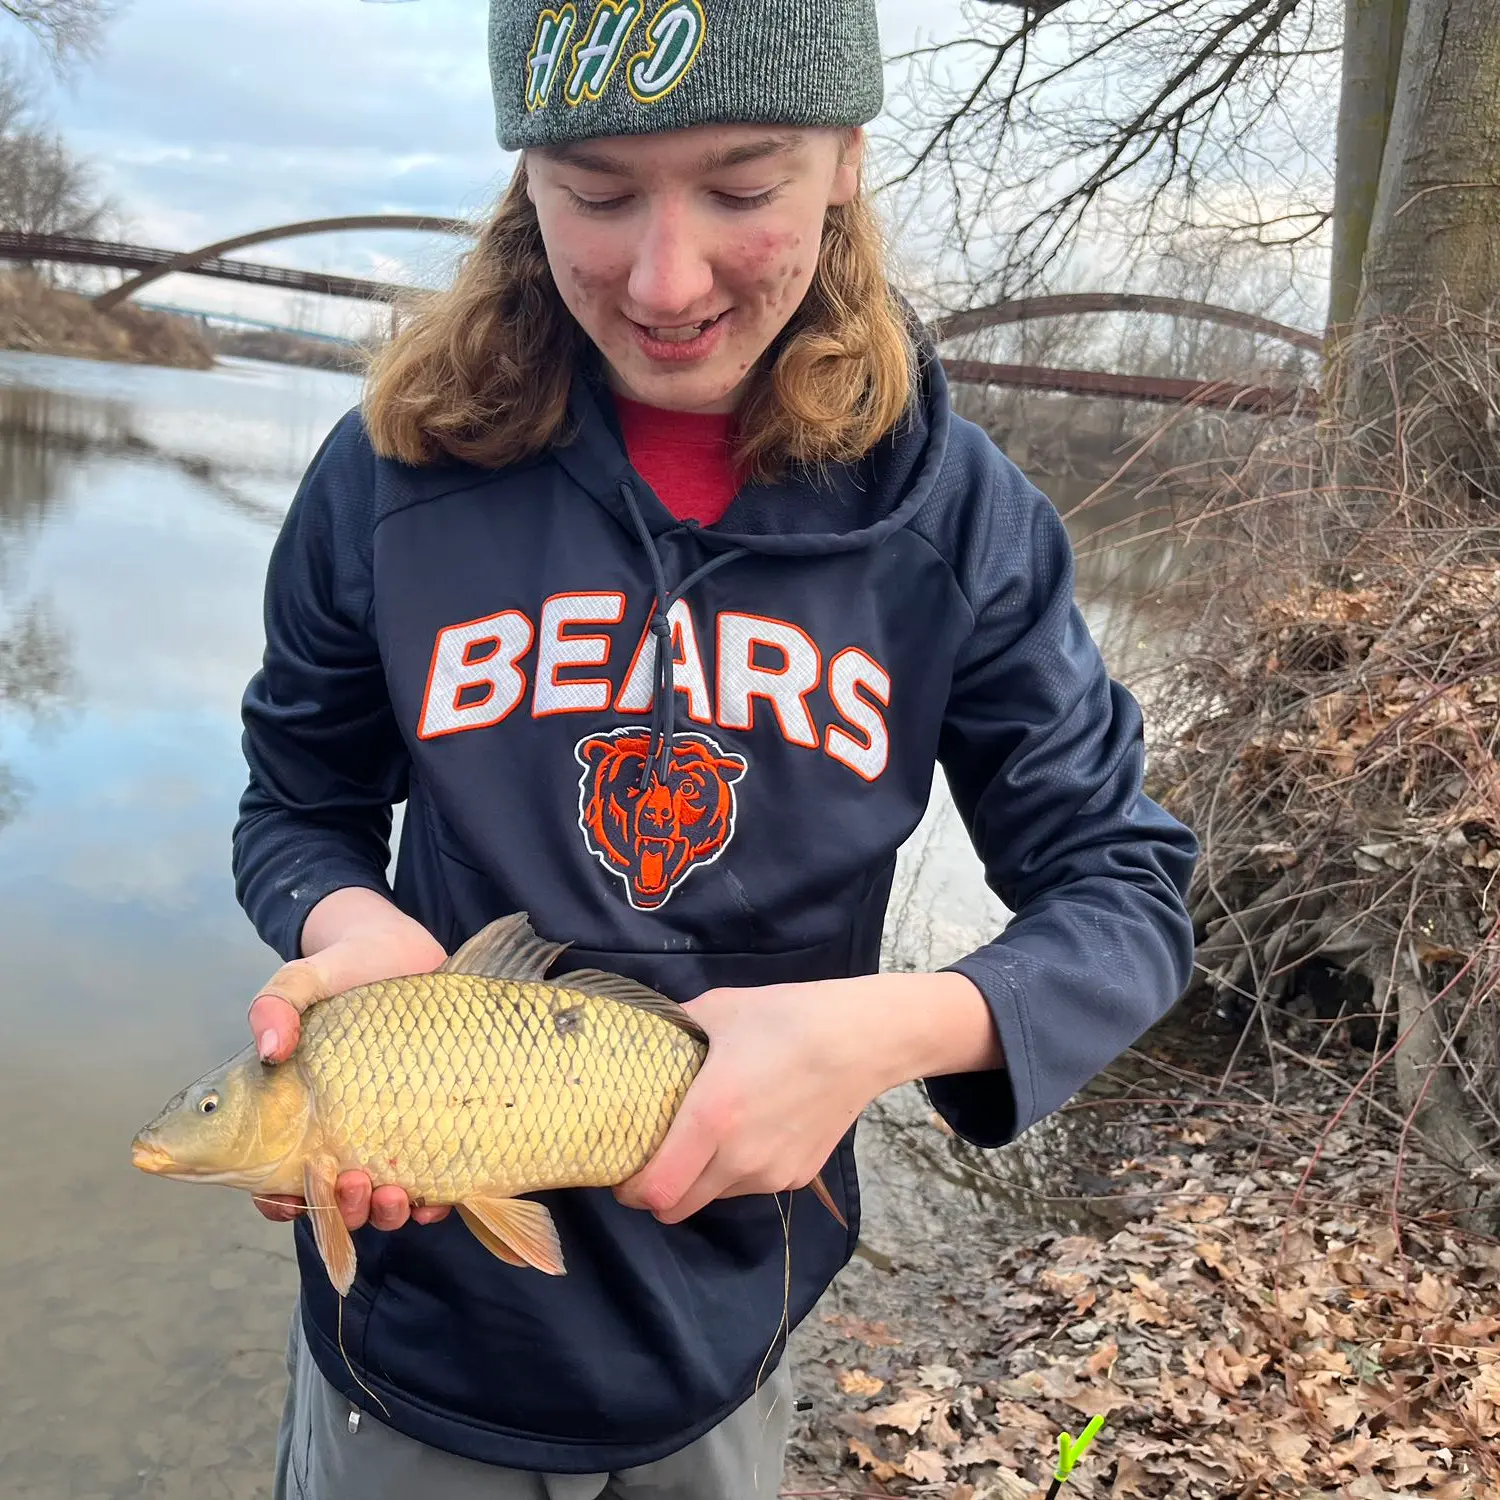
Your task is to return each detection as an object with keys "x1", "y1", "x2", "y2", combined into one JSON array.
[{"x1": 130, "y1": 912, "x2": 844, "y2": 1294}]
